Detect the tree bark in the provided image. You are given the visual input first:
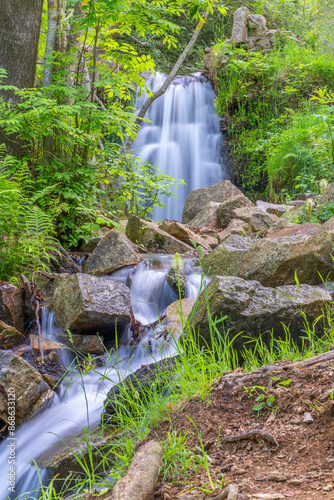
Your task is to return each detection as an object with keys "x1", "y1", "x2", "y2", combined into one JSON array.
[
  {"x1": 0, "y1": 0, "x2": 44, "y2": 156},
  {"x1": 0, "y1": 0, "x2": 44, "y2": 96},
  {"x1": 126, "y1": 13, "x2": 208, "y2": 150},
  {"x1": 43, "y1": 0, "x2": 59, "y2": 88}
]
